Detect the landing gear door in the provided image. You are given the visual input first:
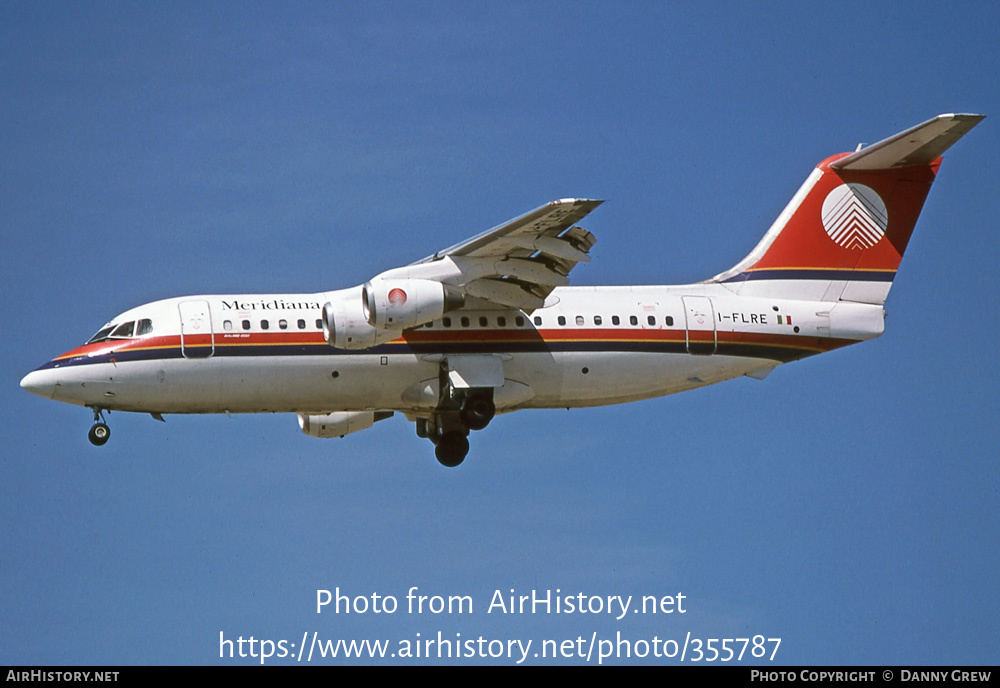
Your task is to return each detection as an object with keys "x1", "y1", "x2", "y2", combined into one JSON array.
[
  {"x1": 179, "y1": 300, "x2": 215, "y2": 358},
  {"x1": 445, "y1": 354, "x2": 504, "y2": 389},
  {"x1": 683, "y1": 296, "x2": 716, "y2": 355}
]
